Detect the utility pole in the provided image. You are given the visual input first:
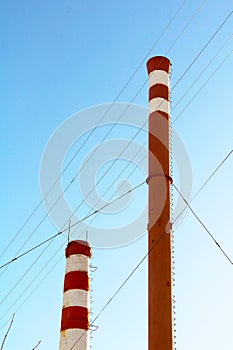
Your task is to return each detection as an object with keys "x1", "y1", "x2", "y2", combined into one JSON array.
[{"x1": 147, "y1": 56, "x2": 173, "y2": 350}]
